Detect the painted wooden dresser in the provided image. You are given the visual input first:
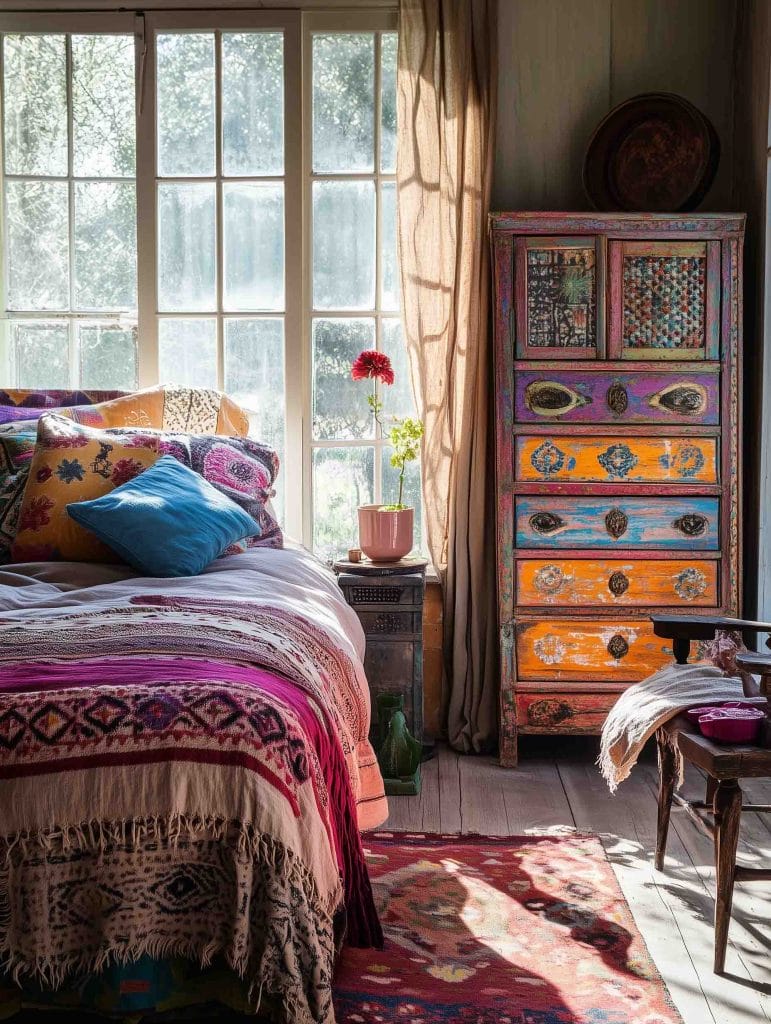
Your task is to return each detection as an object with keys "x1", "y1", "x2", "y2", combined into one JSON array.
[{"x1": 490, "y1": 212, "x2": 744, "y2": 766}]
